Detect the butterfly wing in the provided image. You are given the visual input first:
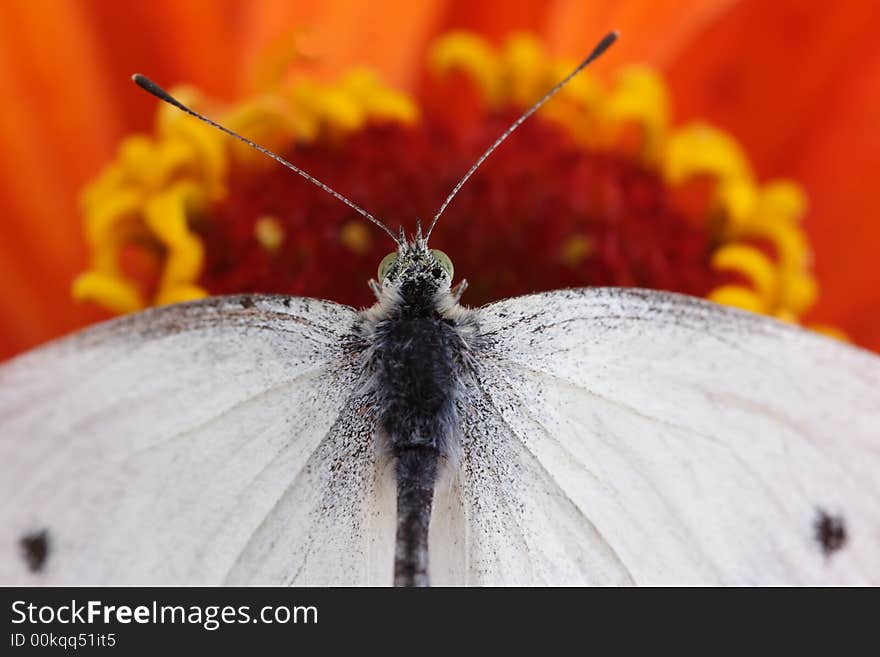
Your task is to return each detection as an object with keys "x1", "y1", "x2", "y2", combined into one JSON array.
[
  {"x1": 431, "y1": 288, "x2": 880, "y2": 585},
  {"x1": 0, "y1": 295, "x2": 395, "y2": 585}
]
